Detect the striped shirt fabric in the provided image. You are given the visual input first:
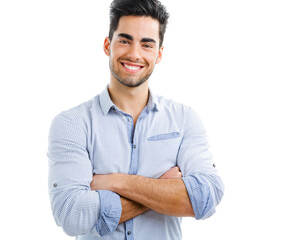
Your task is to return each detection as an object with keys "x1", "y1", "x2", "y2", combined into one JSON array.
[{"x1": 47, "y1": 87, "x2": 224, "y2": 240}]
